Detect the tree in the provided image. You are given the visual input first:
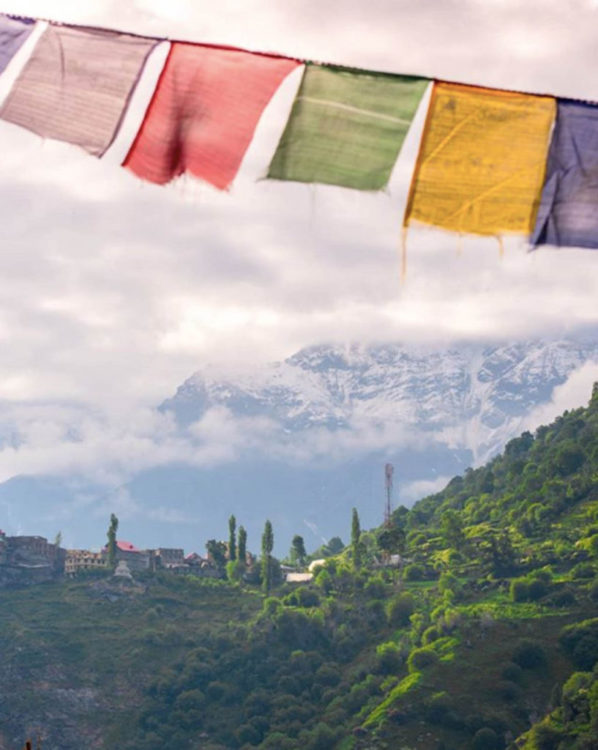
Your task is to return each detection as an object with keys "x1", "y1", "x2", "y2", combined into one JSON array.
[
  {"x1": 440, "y1": 509, "x2": 466, "y2": 550},
  {"x1": 351, "y1": 508, "x2": 362, "y2": 569},
  {"x1": 206, "y1": 539, "x2": 227, "y2": 570},
  {"x1": 290, "y1": 535, "x2": 307, "y2": 567},
  {"x1": 238, "y1": 526, "x2": 247, "y2": 566},
  {"x1": 377, "y1": 525, "x2": 405, "y2": 558},
  {"x1": 107, "y1": 514, "x2": 118, "y2": 569},
  {"x1": 228, "y1": 515, "x2": 237, "y2": 561},
  {"x1": 261, "y1": 520, "x2": 274, "y2": 594},
  {"x1": 484, "y1": 529, "x2": 517, "y2": 576},
  {"x1": 327, "y1": 537, "x2": 344, "y2": 555},
  {"x1": 53, "y1": 531, "x2": 62, "y2": 548}
]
